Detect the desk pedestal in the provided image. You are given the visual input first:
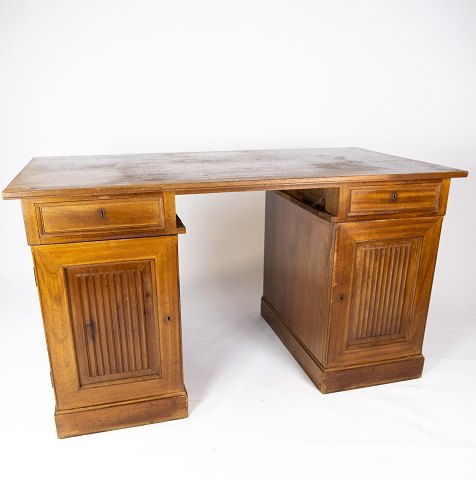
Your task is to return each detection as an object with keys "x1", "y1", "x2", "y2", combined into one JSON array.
[
  {"x1": 31, "y1": 235, "x2": 187, "y2": 437},
  {"x1": 262, "y1": 190, "x2": 444, "y2": 392}
]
